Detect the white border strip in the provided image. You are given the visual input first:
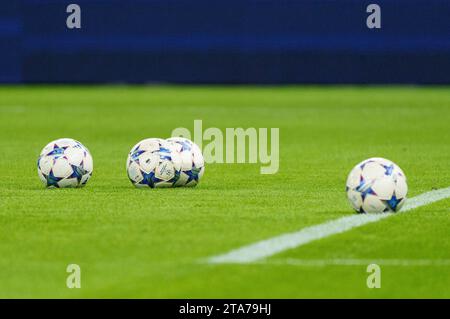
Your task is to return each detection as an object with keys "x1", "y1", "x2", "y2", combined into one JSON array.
[{"x1": 208, "y1": 187, "x2": 450, "y2": 264}]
